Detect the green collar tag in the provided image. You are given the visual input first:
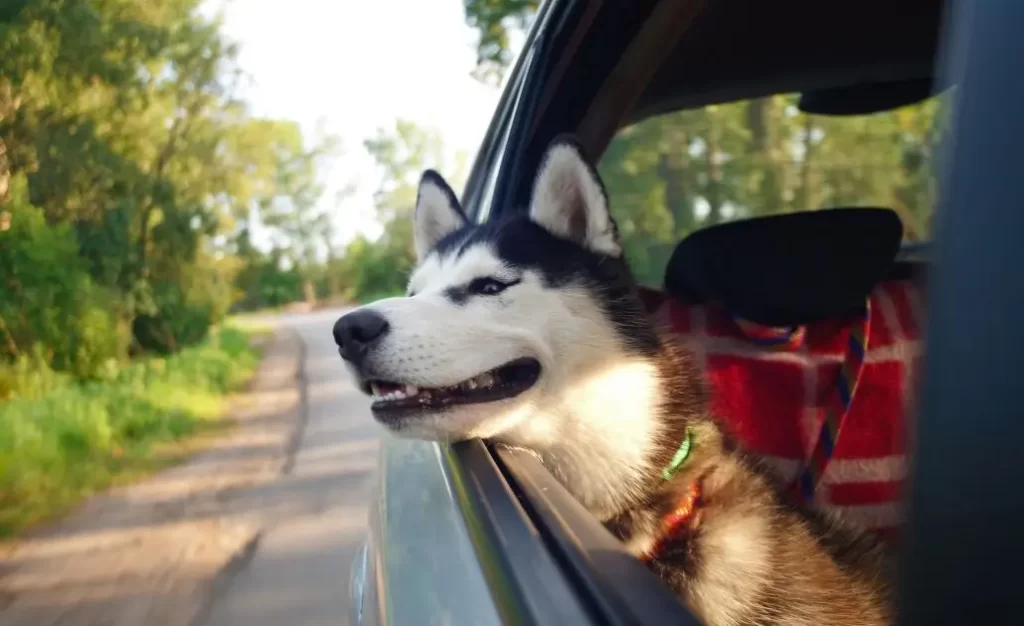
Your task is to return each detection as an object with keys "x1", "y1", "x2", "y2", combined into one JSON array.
[{"x1": 662, "y1": 429, "x2": 693, "y2": 481}]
